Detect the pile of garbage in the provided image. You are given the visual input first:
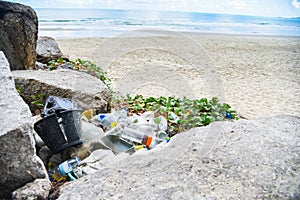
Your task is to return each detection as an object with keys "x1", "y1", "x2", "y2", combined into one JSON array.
[
  {"x1": 33, "y1": 96, "x2": 170, "y2": 184},
  {"x1": 89, "y1": 108, "x2": 170, "y2": 152}
]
